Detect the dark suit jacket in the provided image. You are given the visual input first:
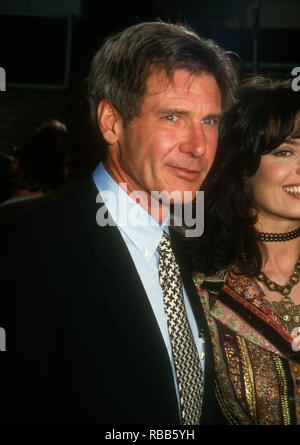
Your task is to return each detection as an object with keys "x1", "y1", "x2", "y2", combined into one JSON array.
[{"x1": 0, "y1": 176, "x2": 215, "y2": 425}]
